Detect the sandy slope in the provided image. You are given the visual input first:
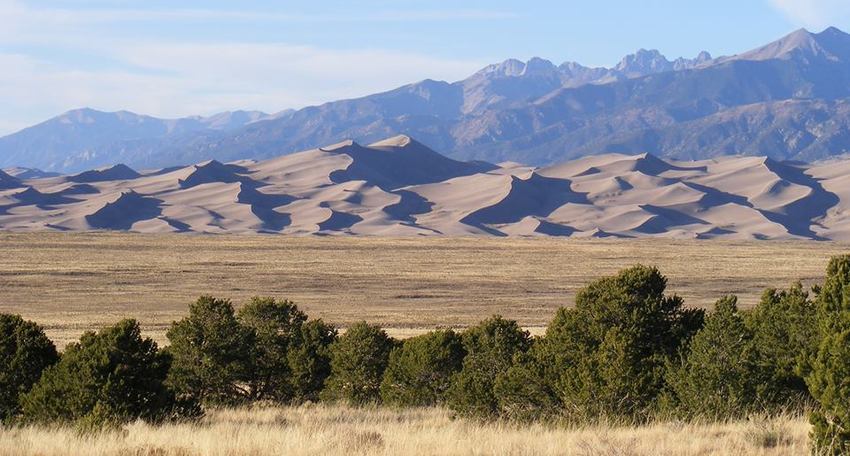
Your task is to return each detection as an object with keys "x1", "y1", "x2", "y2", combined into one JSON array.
[{"x1": 1, "y1": 135, "x2": 848, "y2": 239}]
